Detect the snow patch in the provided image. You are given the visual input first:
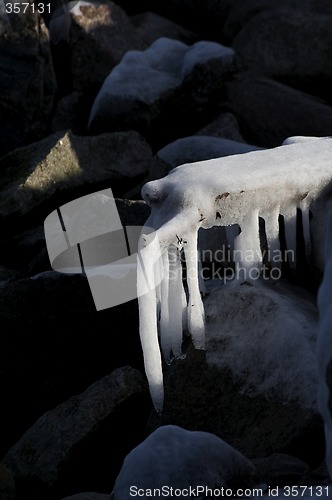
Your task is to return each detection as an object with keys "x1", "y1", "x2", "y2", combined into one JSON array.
[{"x1": 89, "y1": 37, "x2": 235, "y2": 127}]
